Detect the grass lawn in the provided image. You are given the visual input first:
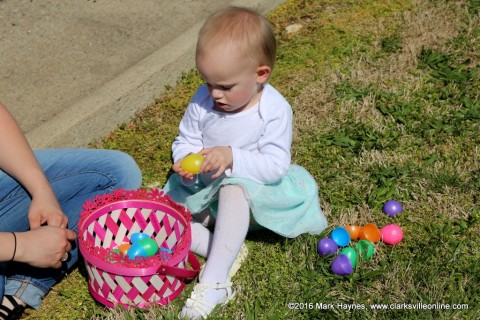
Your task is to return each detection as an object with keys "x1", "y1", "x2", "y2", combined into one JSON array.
[{"x1": 25, "y1": 0, "x2": 479, "y2": 319}]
